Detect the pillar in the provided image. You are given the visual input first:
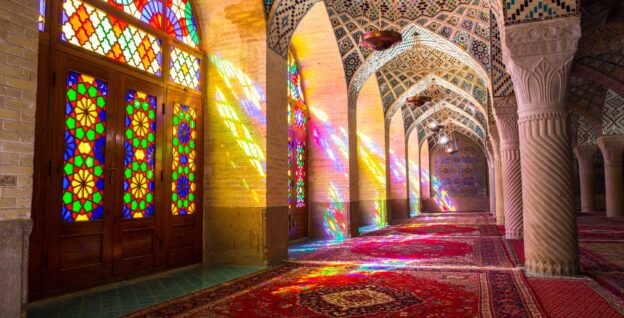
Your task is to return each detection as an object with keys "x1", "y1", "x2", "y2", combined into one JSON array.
[
  {"x1": 489, "y1": 160, "x2": 497, "y2": 215},
  {"x1": 503, "y1": 17, "x2": 581, "y2": 276},
  {"x1": 494, "y1": 96, "x2": 524, "y2": 239},
  {"x1": 597, "y1": 135, "x2": 624, "y2": 217},
  {"x1": 490, "y1": 133, "x2": 505, "y2": 224},
  {"x1": 573, "y1": 144, "x2": 598, "y2": 212}
]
